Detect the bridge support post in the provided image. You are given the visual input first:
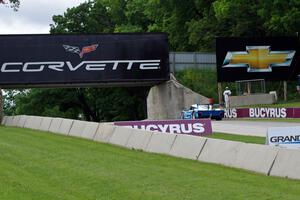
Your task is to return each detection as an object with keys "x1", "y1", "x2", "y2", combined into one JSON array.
[
  {"x1": 283, "y1": 81, "x2": 287, "y2": 101},
  {"x1": 147, "y1": 74, "x2": 209, "y2": 120},
  {"x1": 218, "y1": 82, "x2": 222, "y2": 104}
]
